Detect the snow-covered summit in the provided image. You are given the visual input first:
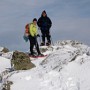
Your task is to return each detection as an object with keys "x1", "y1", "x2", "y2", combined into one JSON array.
[
  {"x1": 6, "y1": 40, "x2": 90, "y2": 90},
  {"x1": 1, "y1": 40, "x2": 90, "y2": 90},
  {"x1": 41, "y1": 40, "x2": 90, "y2": 72},
  {"x1": 55, "y1": 40, "x2": 83, "y2": 46}
]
